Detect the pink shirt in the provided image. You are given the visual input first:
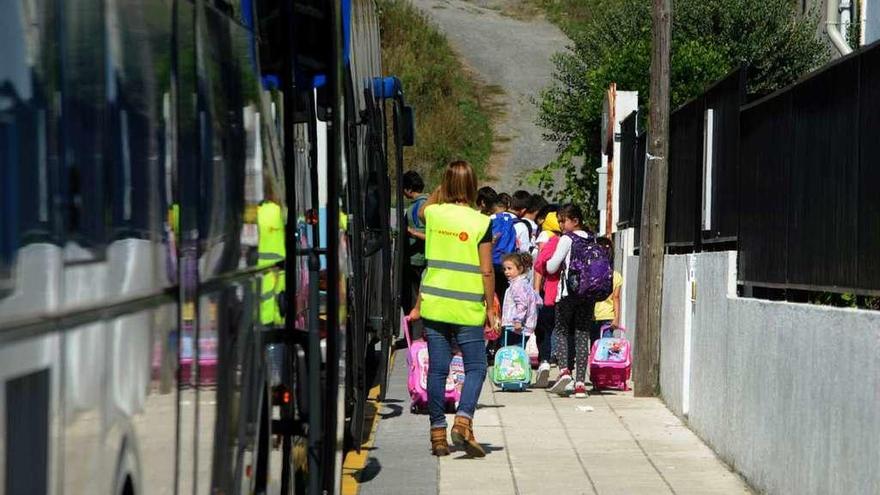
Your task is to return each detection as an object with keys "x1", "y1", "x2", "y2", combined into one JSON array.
[{"x1": 533, "y1": 235, "x2": 561, "y2": 307}]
